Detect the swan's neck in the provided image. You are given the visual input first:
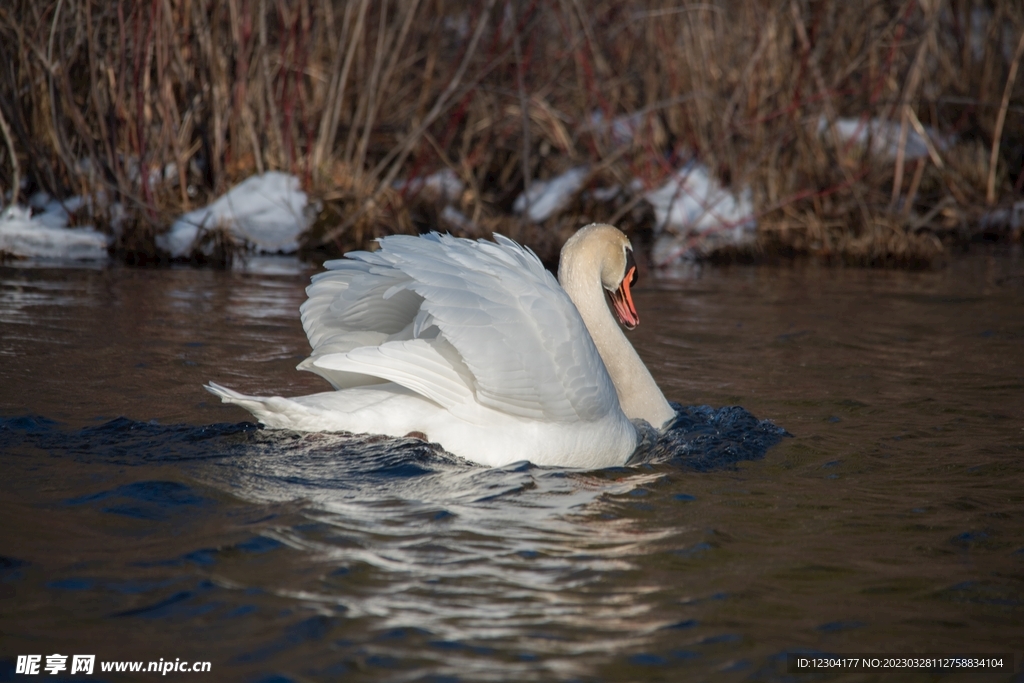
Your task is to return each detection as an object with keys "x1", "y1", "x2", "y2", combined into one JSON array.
[{"x1": 560, "y1": 261, "x2": 676, "y2": 430}]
